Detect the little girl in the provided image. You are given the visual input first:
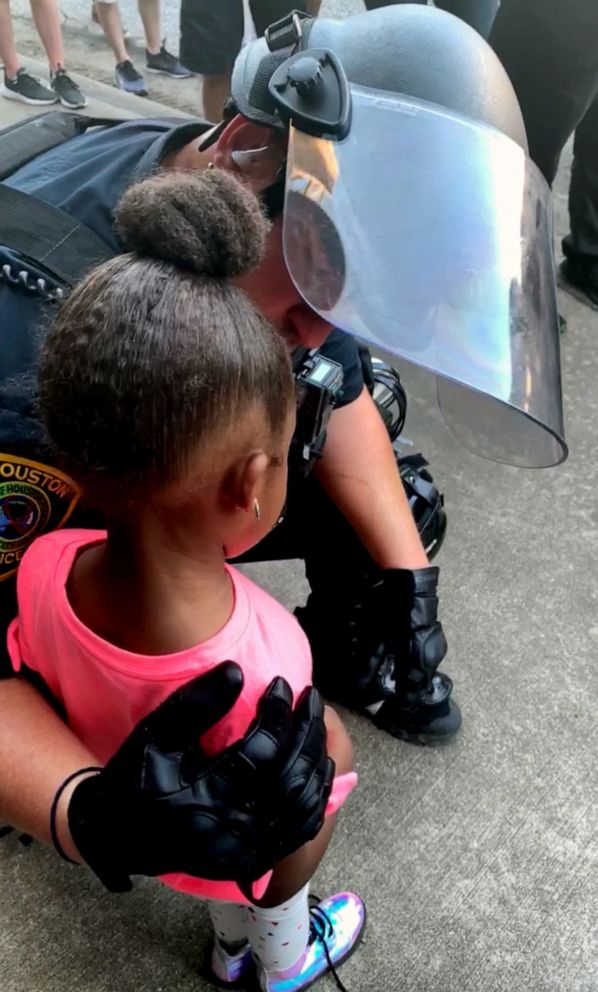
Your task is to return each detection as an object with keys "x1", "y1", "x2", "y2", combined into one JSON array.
[{"x1": 7, "y1": 168, "x2": 364, "y2": 991}]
